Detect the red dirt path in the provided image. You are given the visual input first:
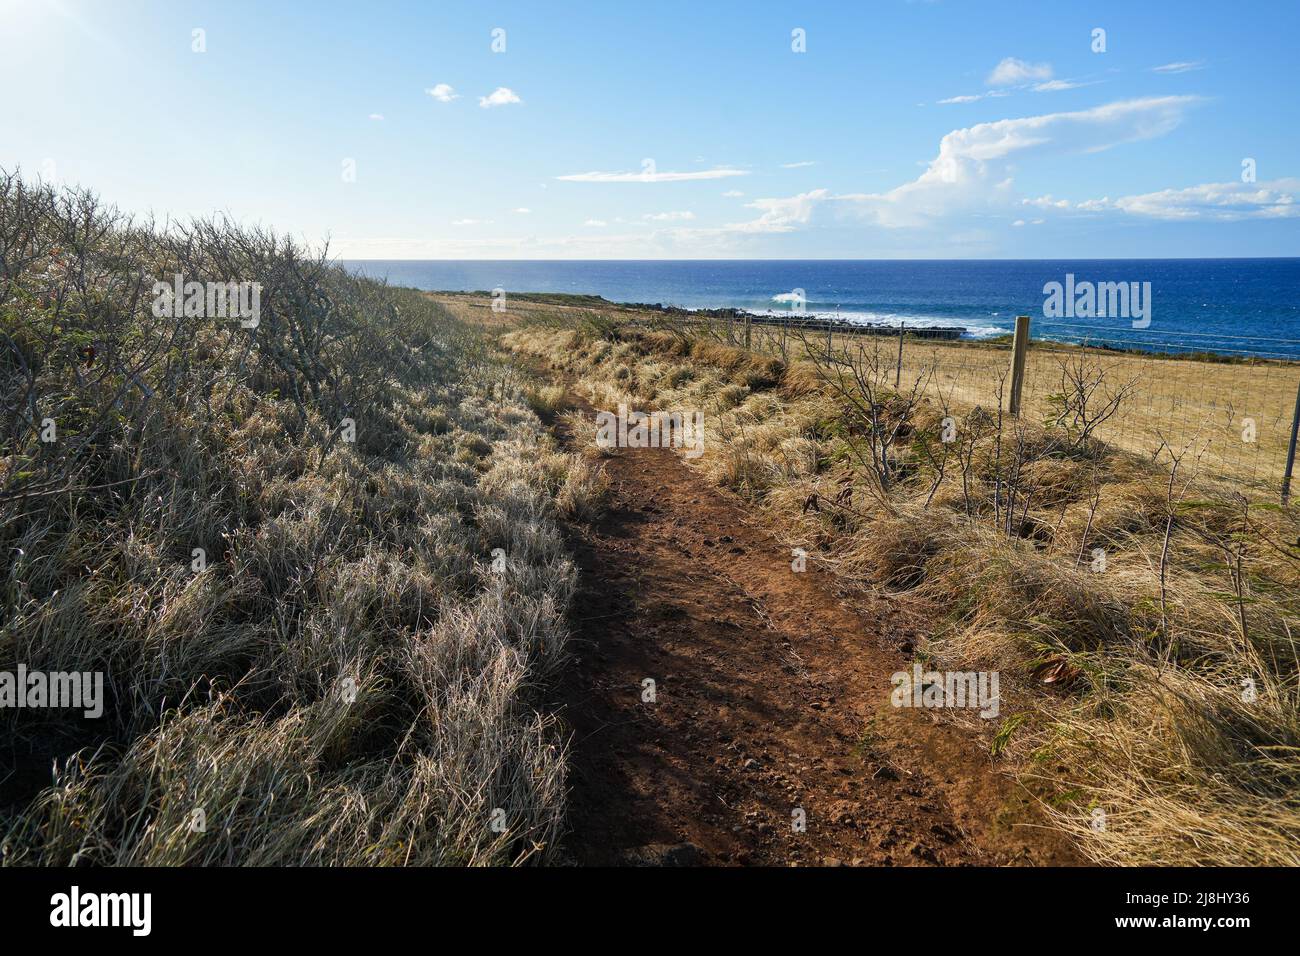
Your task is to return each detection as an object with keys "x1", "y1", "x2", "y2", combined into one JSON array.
[{"x1": 551, "y1": 407, "x2": 1080, "y2": 867}]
